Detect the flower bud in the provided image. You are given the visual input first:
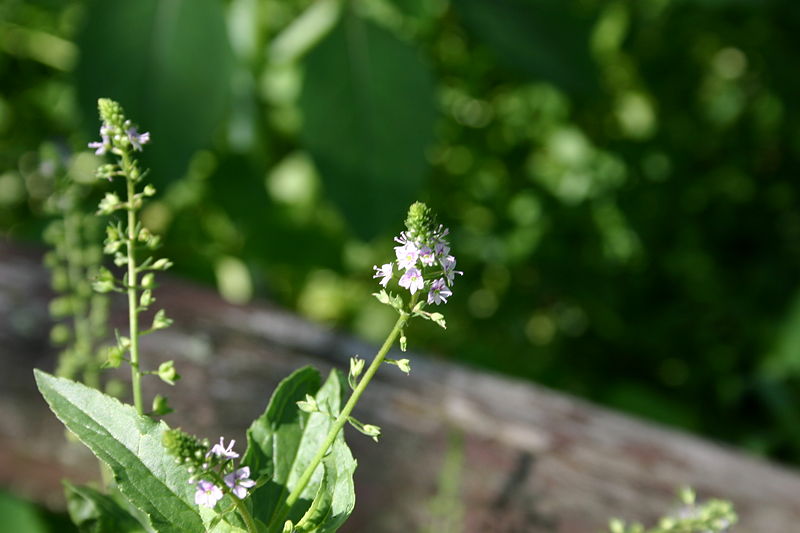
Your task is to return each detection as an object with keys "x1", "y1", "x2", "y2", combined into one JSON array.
[
  {"x1": 349, "y1": 356, "x2": 365, "y2": 380},
  {"x1": 103, "y1": 346, "x2": 123, "y2": 368},
  {"x1": 152, "y1": 258, "x2": 173, "y2": 270},
  {"x1": 296, "y1": 394, "x2": 318, "y2": 414},
  {"x1": 362, "y1": 424, "x2": 381, "y2": 442},
  {"x1": 158, "y1": 360, "x2": 180, "y2": 385},
  {"x1": 139, "y1": 289, "x2": 154, "y2": 308},
  {"x1": 396, "y1": 359, "x2": 411, "y2": 374},
  {"x1": 141, "y1": 273, "x2": 155, "y2": 290},
  {"x1": 151, "y1": 309, "x2": 173, "y2": 331}
]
